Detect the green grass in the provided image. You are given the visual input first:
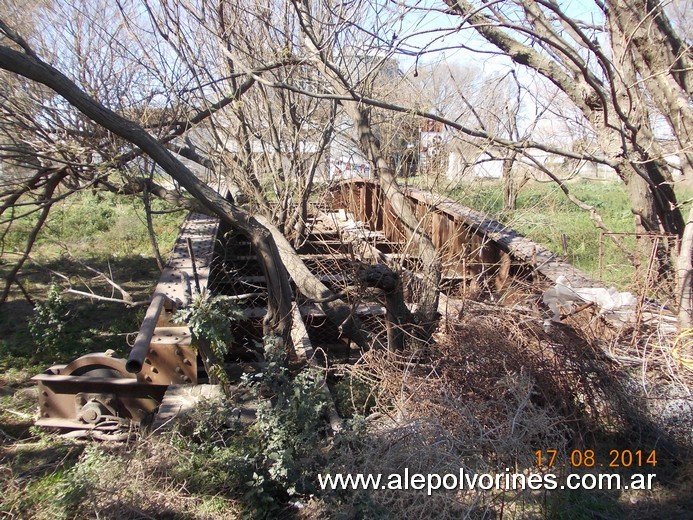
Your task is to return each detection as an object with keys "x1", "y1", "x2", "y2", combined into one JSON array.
[
  {"x1": 35, "y1": 190, "x2": 183, "y2": 259},
  {"x1": 510, "y1": 181, "x2": 636, "y2": 287},
  {"x1": 0, "y1": 190, "x2": 185, "y2": 366},
  {"x1": 1, "y1": 177, "x2": 690, "y2": 520},
  {"x1": 441, "y1": 178, "x2": 692, "y2": 290}
]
